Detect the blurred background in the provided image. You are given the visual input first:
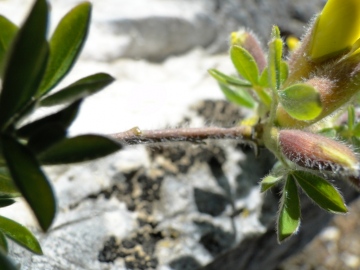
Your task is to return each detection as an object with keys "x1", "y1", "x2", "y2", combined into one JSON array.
[{"x1": 2, "y1": 0, "x2": 359, "y2": 269}]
